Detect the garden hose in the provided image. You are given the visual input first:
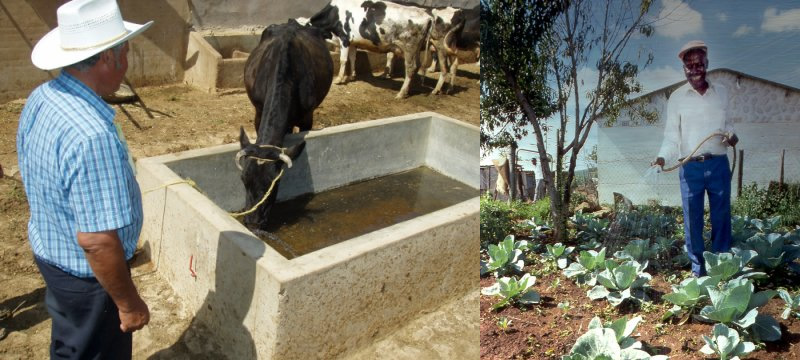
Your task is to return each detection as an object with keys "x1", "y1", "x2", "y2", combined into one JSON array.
[{"x1": 658, "y1": 132, "x2": 737, "y2": 176}]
